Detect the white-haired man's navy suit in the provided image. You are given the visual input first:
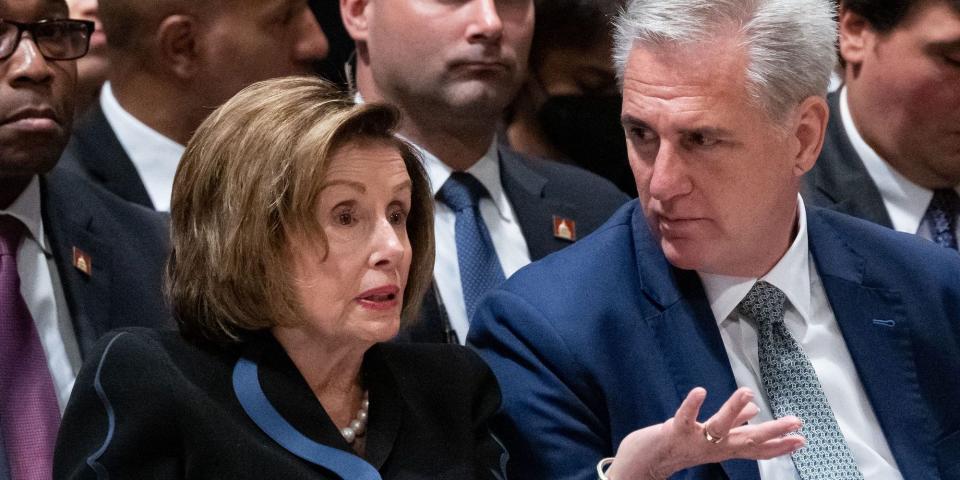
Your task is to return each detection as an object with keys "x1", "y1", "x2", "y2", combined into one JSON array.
[{"x1": 469, "y1": 201, "x2": 960, "y2": 480}]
